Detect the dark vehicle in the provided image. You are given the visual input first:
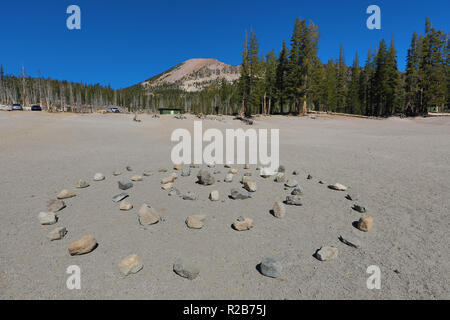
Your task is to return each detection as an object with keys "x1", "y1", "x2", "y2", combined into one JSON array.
[
  {"x1": 31, "y1": 105, "x2": 42, "y2": 111},
  {"x1": 107, "y1": 107, "x2": 120, "y2": 113},
  {"x1": 12, "y1": 104, "x2": 23, "y2": 111}
]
